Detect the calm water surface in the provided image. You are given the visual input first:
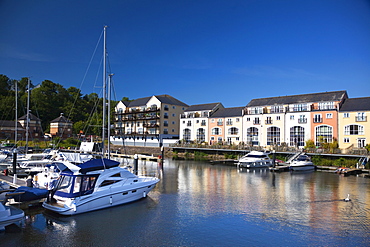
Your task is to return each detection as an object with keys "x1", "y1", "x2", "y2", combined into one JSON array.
[{"x1": 1, "y1": 159, "x2": 370, "y2": 246}]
